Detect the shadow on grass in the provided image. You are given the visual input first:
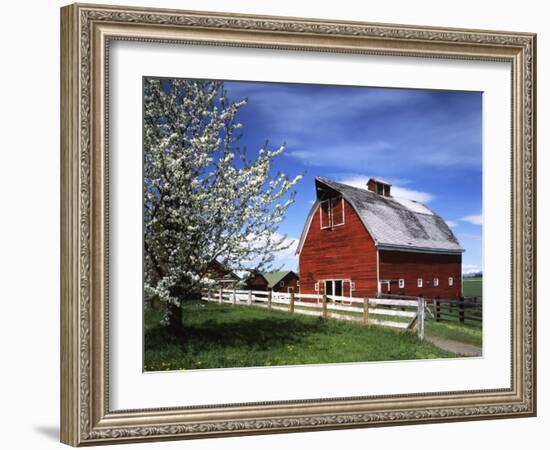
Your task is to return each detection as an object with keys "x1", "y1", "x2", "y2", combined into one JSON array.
[{"x1": 145, "y1": 316, "x2": 326, "y2": 353}]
